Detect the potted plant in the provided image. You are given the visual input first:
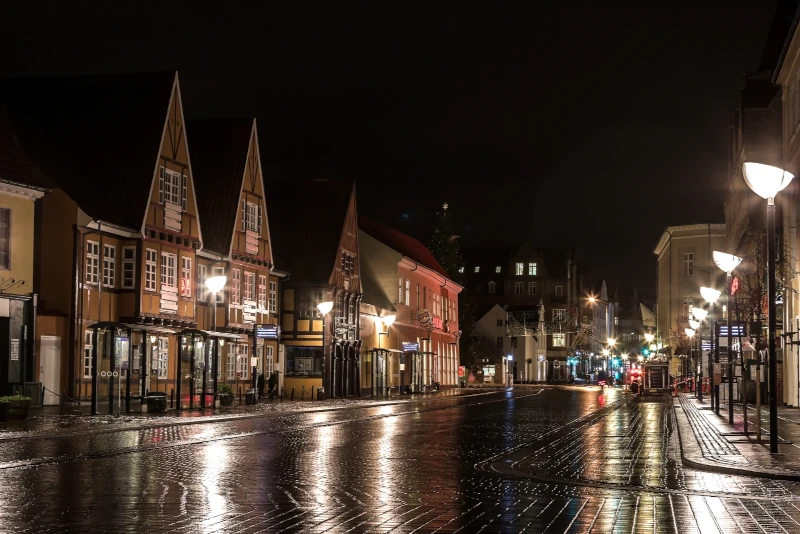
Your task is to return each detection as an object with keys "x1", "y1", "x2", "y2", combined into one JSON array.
[
  {"x1": 218, "y1": 384, "x2": 234, "y2": 406},
  {"x1": 0, "y1": 395, "x2": 32, "y2": 421}
]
